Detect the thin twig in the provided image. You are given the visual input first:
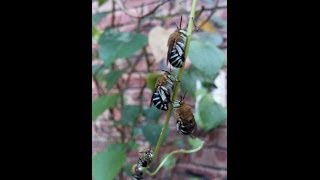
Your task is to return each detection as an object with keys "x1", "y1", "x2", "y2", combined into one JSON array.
[
  {"x1": 111, "y1": 0, "x2": 116, "y2": 27},
  {"x1": 102, "y1": 0, "x2": 162, "y2": 14},
  {"x1": 195, "y1": 5, "x2": 205, "y2": 21},
  {"x1": 199, "y1": 0, "x2": 220, "y2": 28},
  {"x1": 115, "y1": 0, "x2": 171, "y2": 19},
  {"x1": 124, "y1": 51, "x2": 145, "y2": 90},
  {"x1": 136, "y1": 3, "x2": 144, "y2": 32}
]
